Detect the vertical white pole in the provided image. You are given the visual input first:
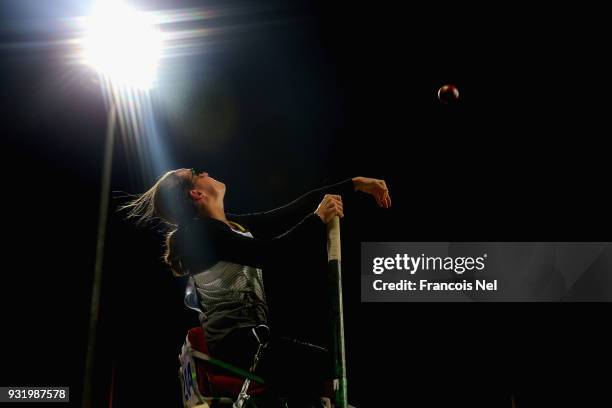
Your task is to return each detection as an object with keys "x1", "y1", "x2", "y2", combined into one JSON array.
[
  {"x1": 82, "y1": 101, "x2": 117, "y2": 408},
  {"x1": 327, "y1": 216, "x2": 347, "y2": 408}
]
